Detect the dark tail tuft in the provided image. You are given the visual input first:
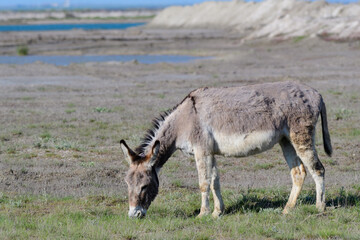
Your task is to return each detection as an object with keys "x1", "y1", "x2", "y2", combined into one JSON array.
[{"x1": 321, "y1": 100, "x2": 332, "y2": 157}]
